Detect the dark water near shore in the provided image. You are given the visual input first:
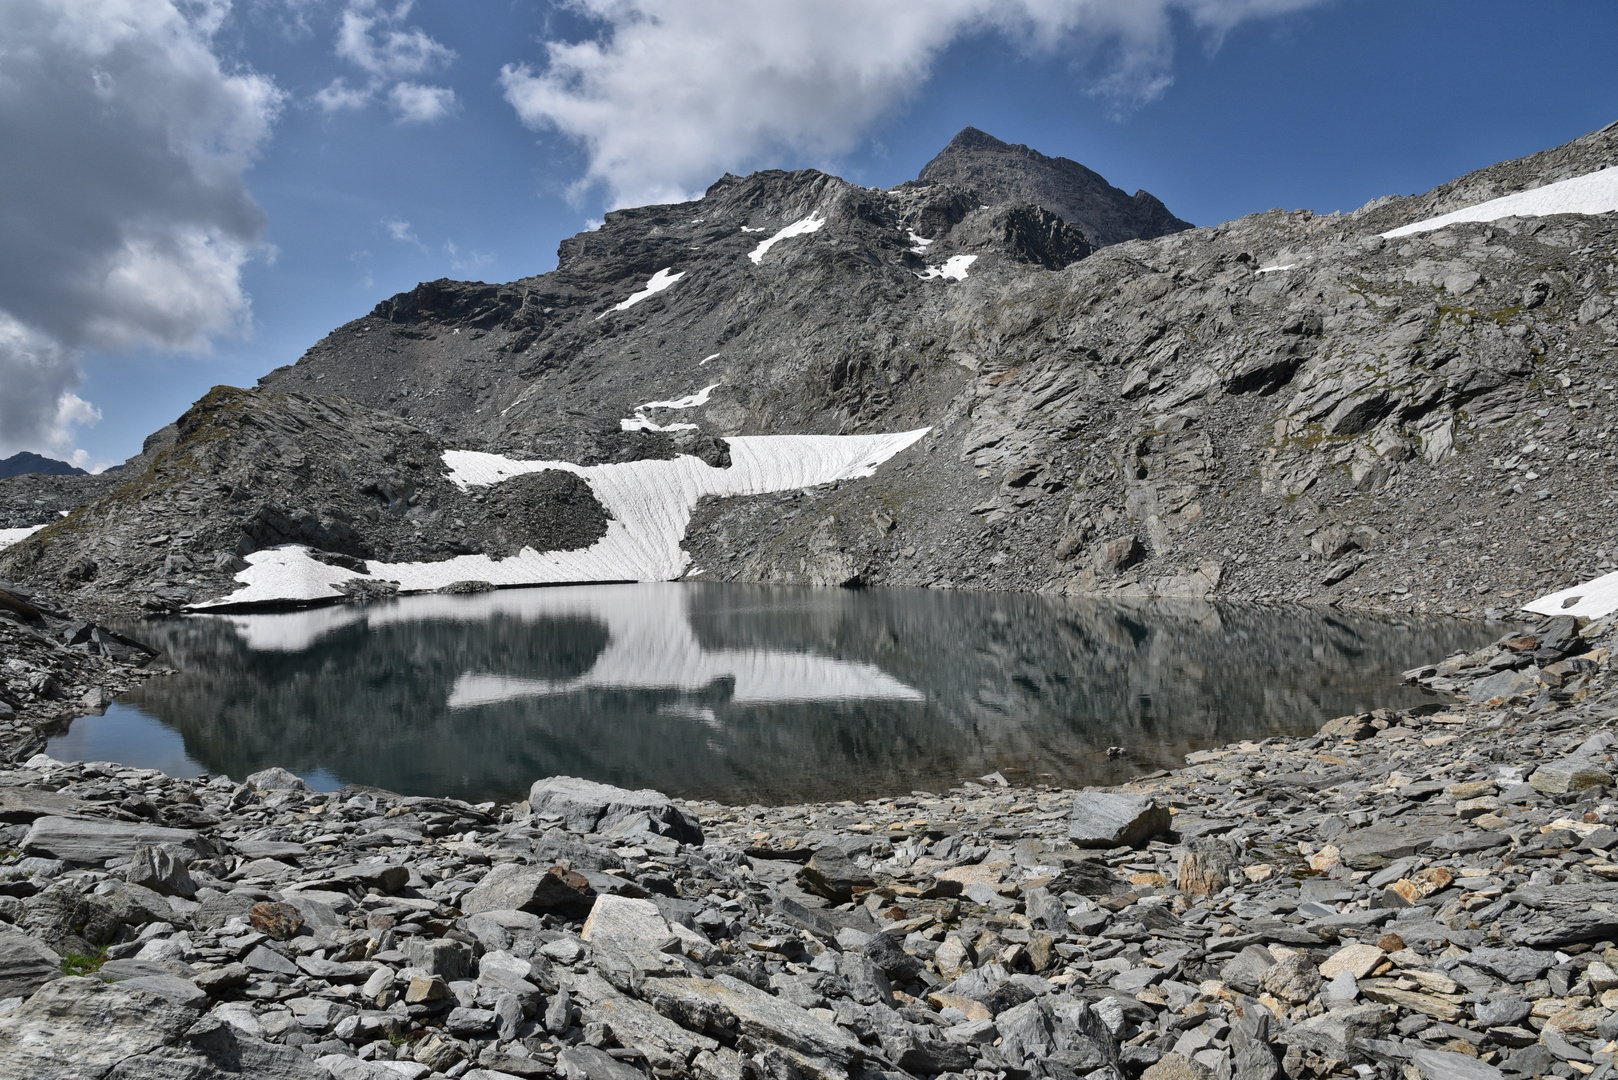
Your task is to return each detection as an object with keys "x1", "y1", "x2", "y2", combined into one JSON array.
[{"x1": 47, "y1": 583, "x2": 1501, "y2": 804}]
